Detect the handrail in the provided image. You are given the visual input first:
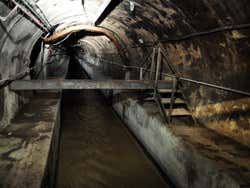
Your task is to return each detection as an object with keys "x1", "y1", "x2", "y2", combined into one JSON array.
[
  {"x1": 157, "y1": 45, "x2": 250, "y2": 96},
  {"x1": 80, "y1": 52, "x2": 250, "y2": 97}
]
